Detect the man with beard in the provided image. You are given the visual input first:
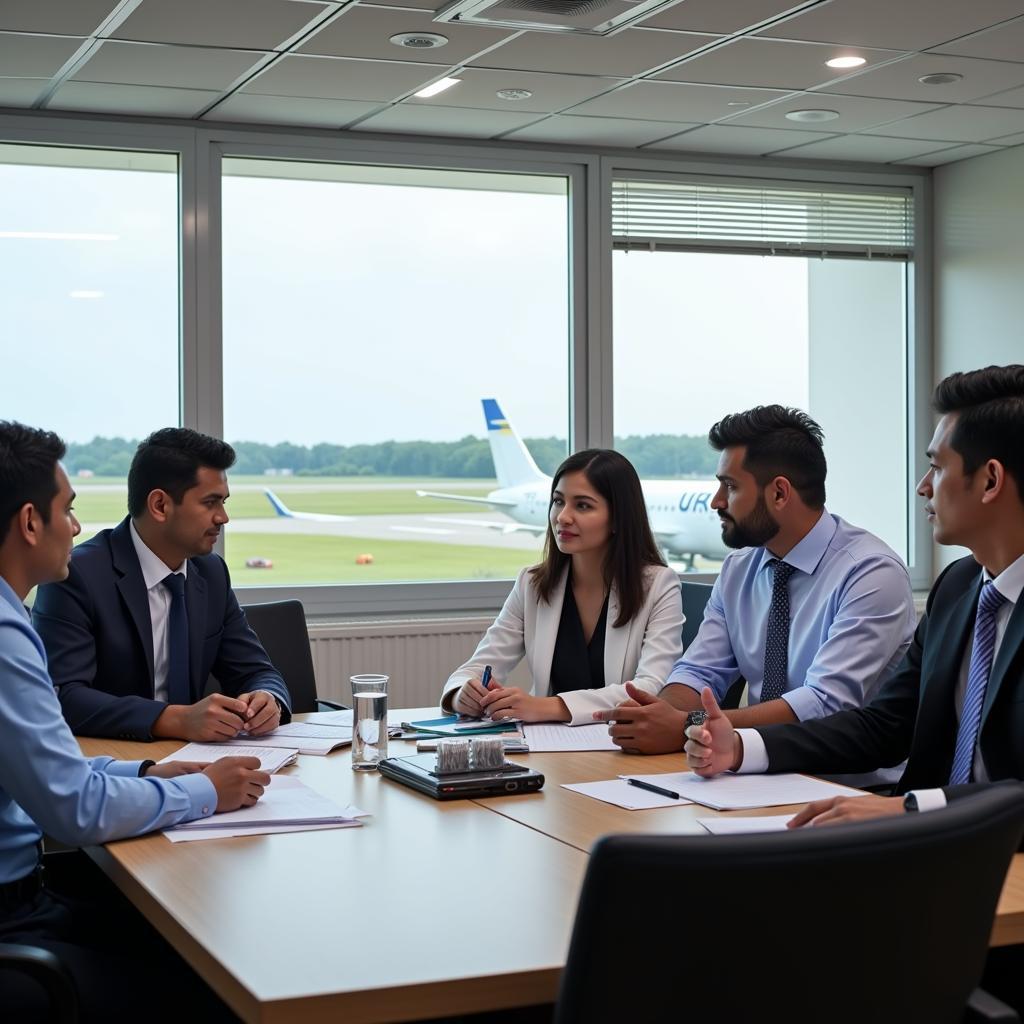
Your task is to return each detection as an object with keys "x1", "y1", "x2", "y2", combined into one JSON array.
[{"x1": 594, "y1": 405, "x2": 916, "y2": 764}]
